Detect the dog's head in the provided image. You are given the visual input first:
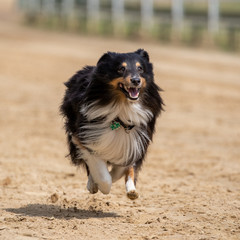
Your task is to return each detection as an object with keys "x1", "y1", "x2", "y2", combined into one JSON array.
[{"x1": 95, "y1": 49, "x2": 154, "y2": 102}]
